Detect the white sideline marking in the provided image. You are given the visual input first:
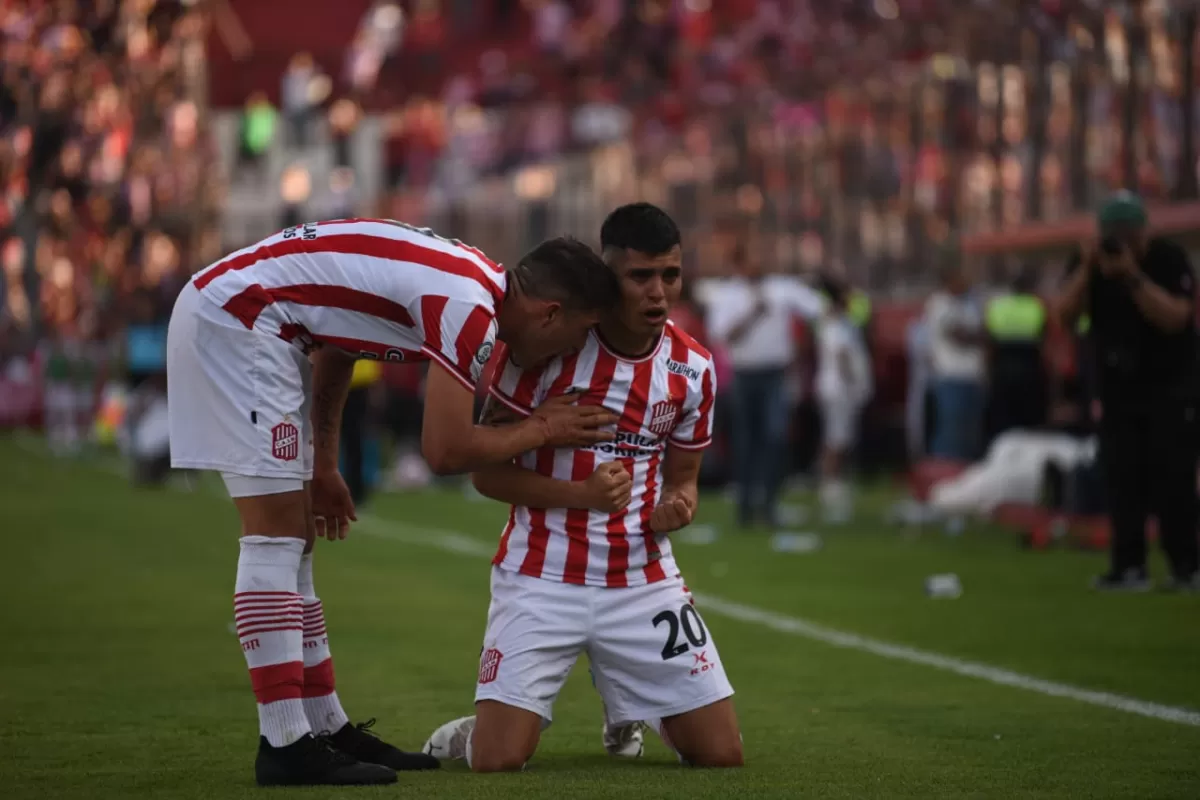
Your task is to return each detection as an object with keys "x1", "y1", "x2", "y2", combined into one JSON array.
[
  {"x1": 354, "y1": 514, "x2": 1200, "y2": 729},
  {"x1": 8, "y1": 435, "x2": 1200, "y2": 729}
]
